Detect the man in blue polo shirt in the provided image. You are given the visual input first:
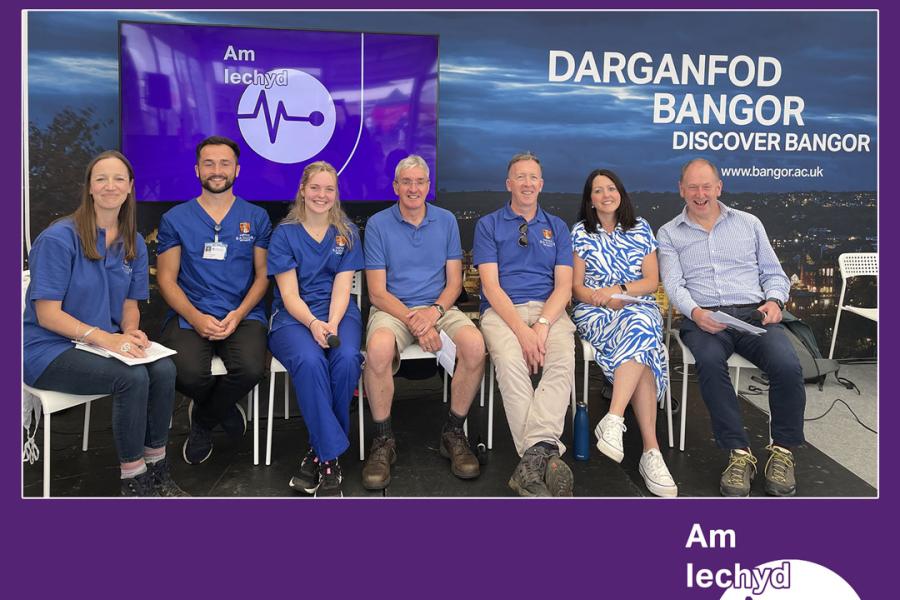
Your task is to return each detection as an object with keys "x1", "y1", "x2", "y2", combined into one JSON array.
[
  {"x1": 474, "y1": 152, "x2": 576, "y2": 497},
  {"x1": 362, "y1": 154, "x2": 485, "y2": 490},
  {"x1": 157, "y1": 136, "x2": 272, "y2": 465}
]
